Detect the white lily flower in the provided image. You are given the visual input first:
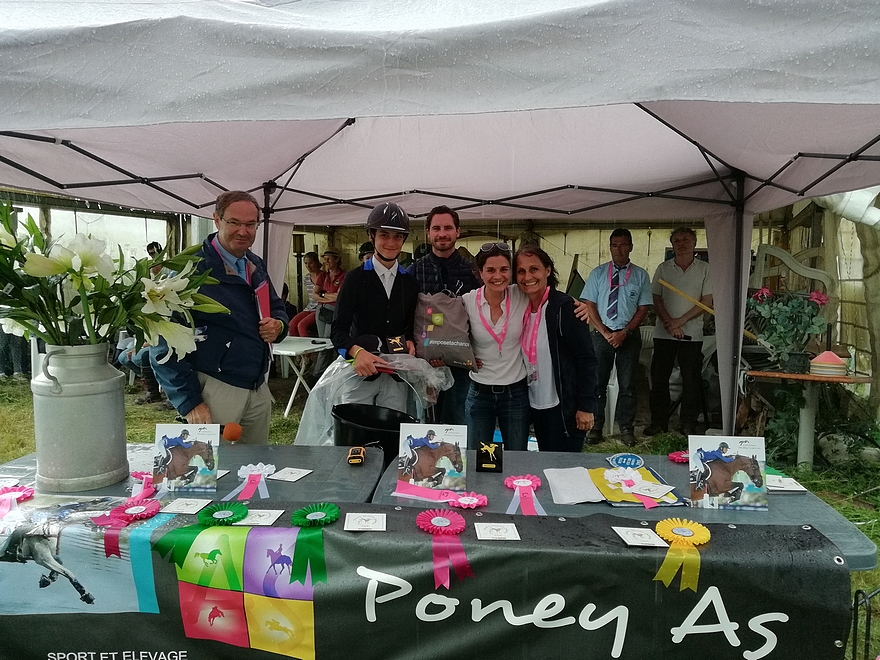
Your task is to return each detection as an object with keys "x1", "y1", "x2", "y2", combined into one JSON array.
[
  {"x1": 143, "y1": 318, "x2": 197, "y2": 363},
  {"x1": 0, "y1": 226, "x2": 16, "y2": 248},
  {"x1": 23, "y1": 234, "x2": 115, "y2": 282},
  {"x1": 0, "y1": 318, "x2": 27, "y2": 336},
  {"x1": 141, "y1": 274, "x2": 191, "y2": 317}
]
